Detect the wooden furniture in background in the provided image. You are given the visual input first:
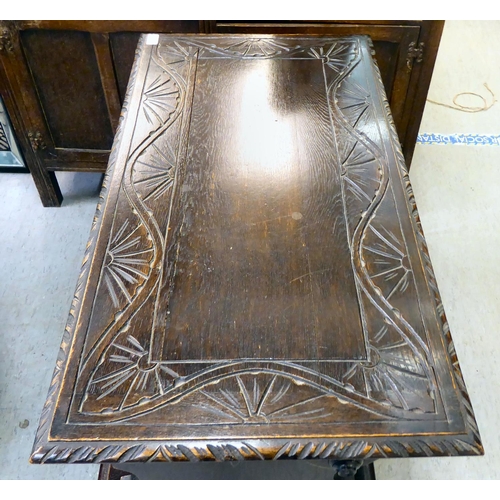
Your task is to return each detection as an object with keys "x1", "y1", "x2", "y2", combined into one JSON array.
[
  {"x1": 31, "y1": 35, "x2": 481, "y2": 474},
  {"x1": 0, "y1": 21, "x2": 443, "y2": 206}
]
